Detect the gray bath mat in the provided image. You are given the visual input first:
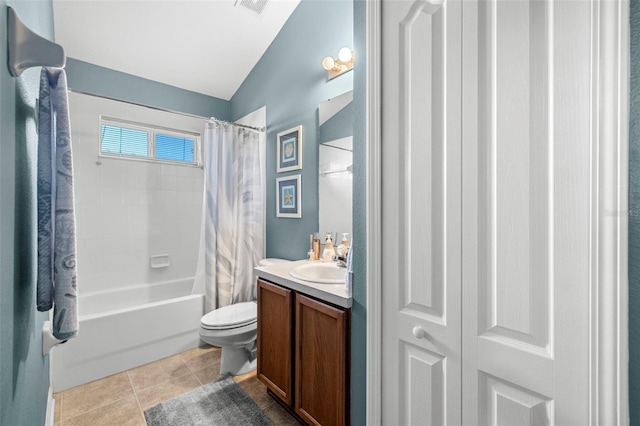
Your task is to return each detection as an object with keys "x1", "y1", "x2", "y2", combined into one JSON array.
[{"x1": 144, "y1": 375, "x2": 273, "y2": 426}]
